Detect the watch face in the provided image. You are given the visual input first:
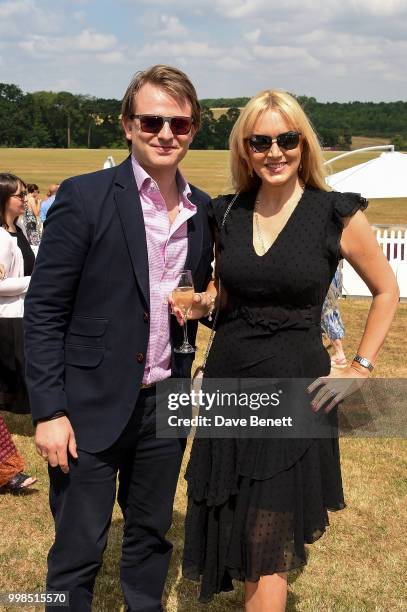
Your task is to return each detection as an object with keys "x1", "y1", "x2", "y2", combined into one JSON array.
[{"x1": 355, "y1": 355, "x2": 373, "y2": 370}]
